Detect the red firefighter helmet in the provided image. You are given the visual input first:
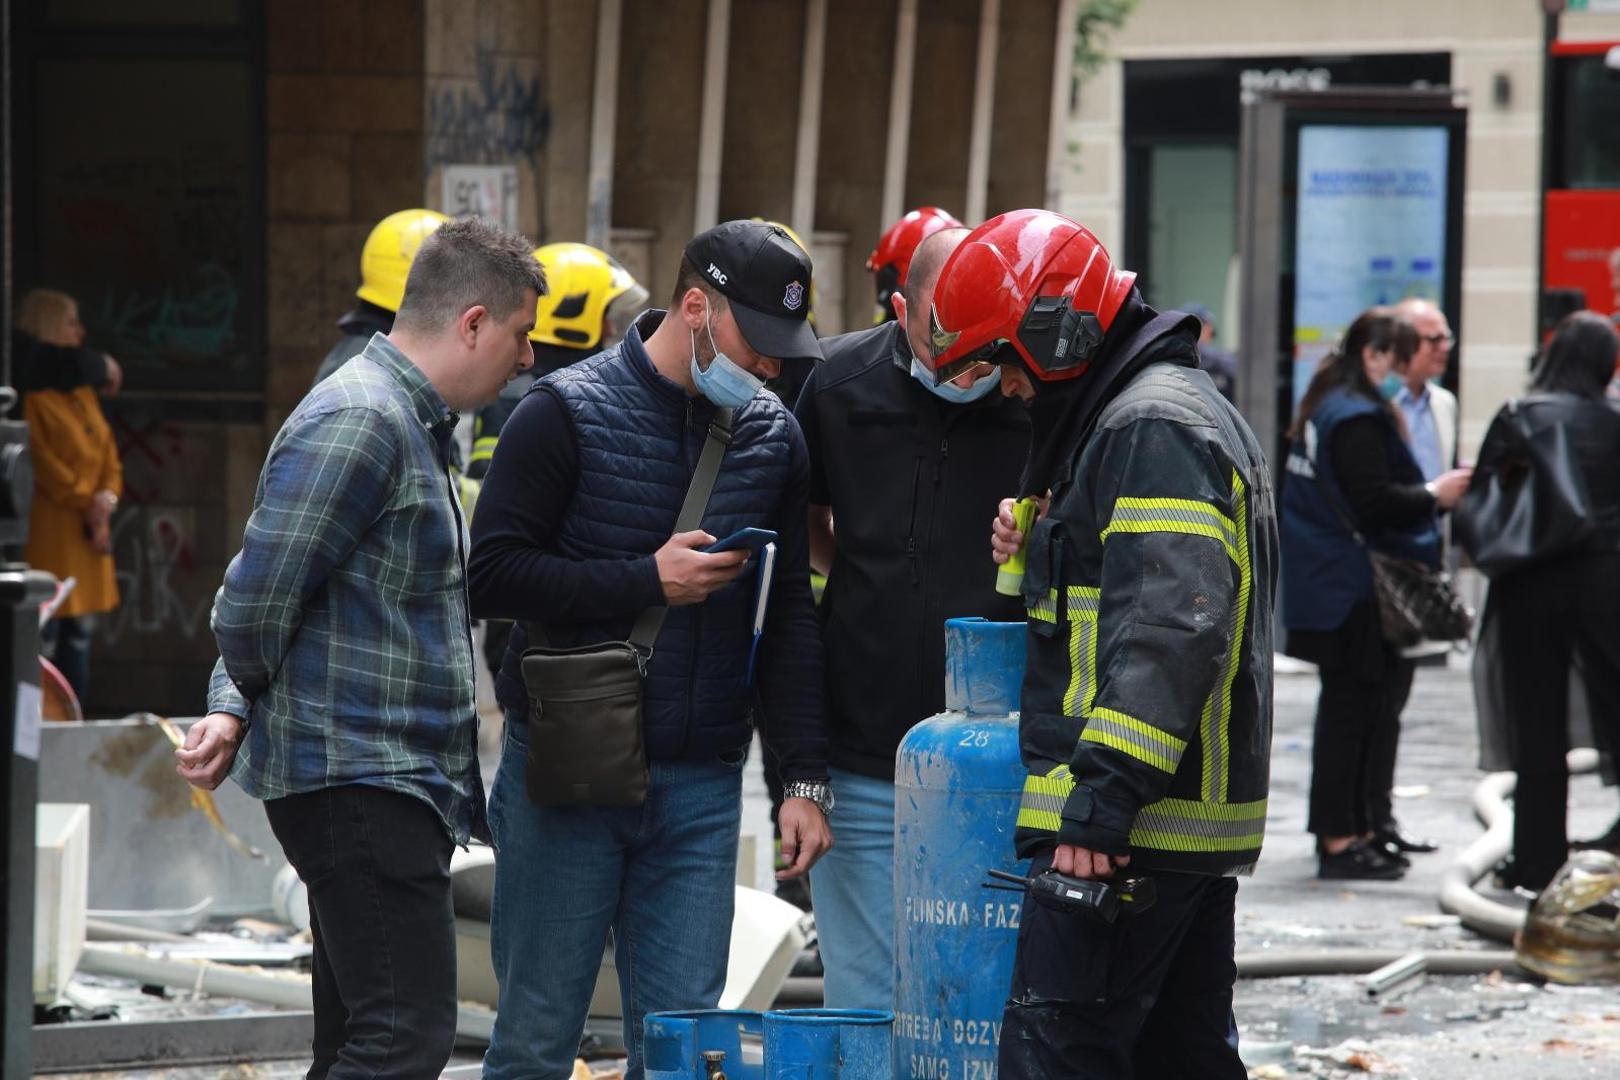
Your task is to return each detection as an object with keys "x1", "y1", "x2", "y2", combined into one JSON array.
[
  {"x1": 867, "y1": 206, "x2": 965, "y2": 310},
  {"x1": 926, "y1": 209, "x2": 1136, "y2": 384}
]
